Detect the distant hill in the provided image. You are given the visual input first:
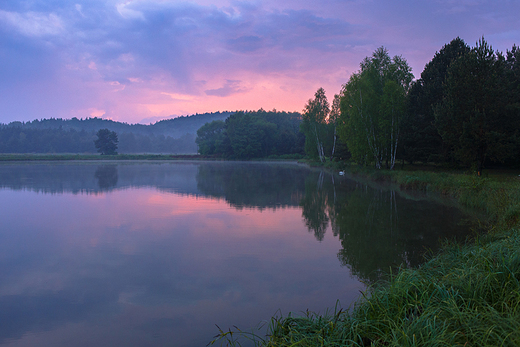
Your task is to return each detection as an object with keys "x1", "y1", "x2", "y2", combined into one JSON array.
[
  {"x1": 0, "y1": 112, "x2": 234, "y2": 154},
  {"x1": 150, "y1": 112, "x2": 234, "y2": 138},
  {"x1": 5, "y1": 111, "x2": 234, "y2": 138}
]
